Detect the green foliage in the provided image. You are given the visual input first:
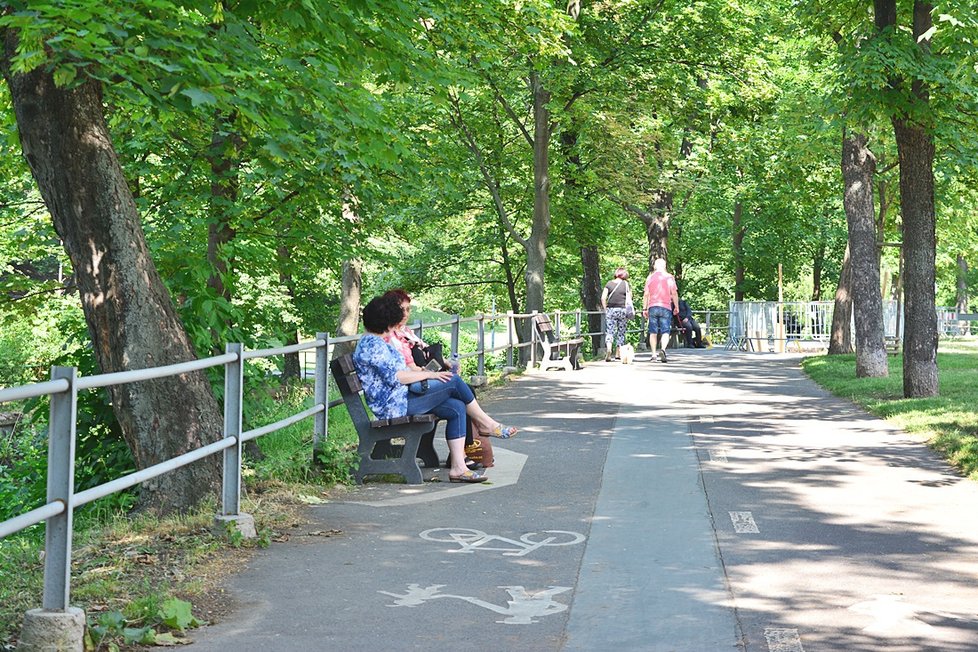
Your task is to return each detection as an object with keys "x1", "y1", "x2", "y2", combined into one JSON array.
[{"x1": 85, "y1": 597, "x2": 202, "y2": 650}]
